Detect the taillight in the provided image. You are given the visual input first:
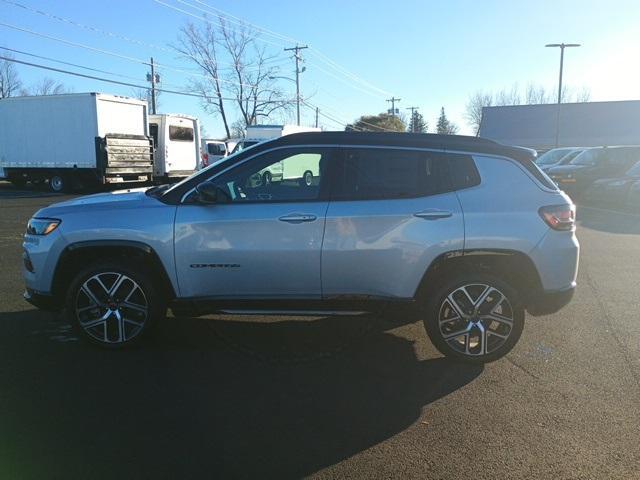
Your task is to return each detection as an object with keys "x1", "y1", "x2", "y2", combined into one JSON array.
[
  {"x1": 539, "y1": 204, "x2": 576, "y2": 231},
  {"x1": 202, "y1": 152, "x2": 209, "y2": 167}
]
